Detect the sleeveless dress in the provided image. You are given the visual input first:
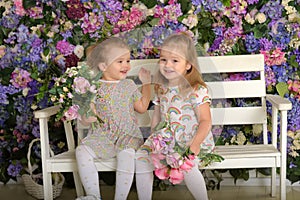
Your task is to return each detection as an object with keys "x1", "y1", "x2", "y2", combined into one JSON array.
[{"x1": 80, "y1": 79, "x2": 144, "y2": 159}]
